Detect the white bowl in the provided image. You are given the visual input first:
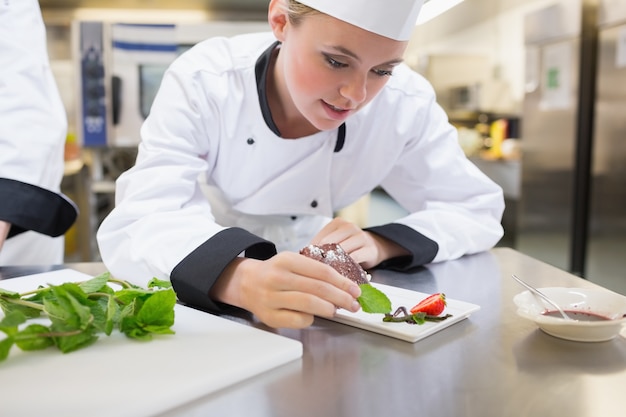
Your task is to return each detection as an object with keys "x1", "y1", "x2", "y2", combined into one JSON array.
[{"x1": 513, "y1": 287, "x2": 626, "y2": 342}]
